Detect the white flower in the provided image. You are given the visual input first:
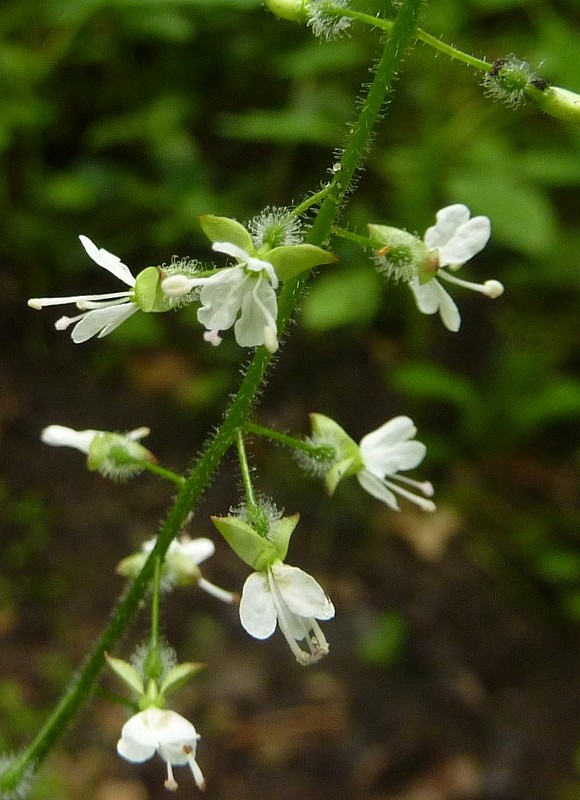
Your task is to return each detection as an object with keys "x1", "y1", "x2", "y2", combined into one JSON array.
[
  {"x1": 239, "y1": 559, "x2": 334, "y2": 665},
  {"x1": 161, "y1": 241, "x2": 279, "y2": 353},
  {"x1": 28, "y1": 236, "x2": 139, "y2": 343},
  {"x1": 117, "y1": 707, "x2": 205, "y2": 792},
  {"x1": 409, "y1": 204, "x2": 503, "y2": 332},
  {"x1": 120, "y1": 535, "x2": 238, "y2": 602},
  {"x1": 358, "y1": 417, "x2": 436, "y2": 512}
]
